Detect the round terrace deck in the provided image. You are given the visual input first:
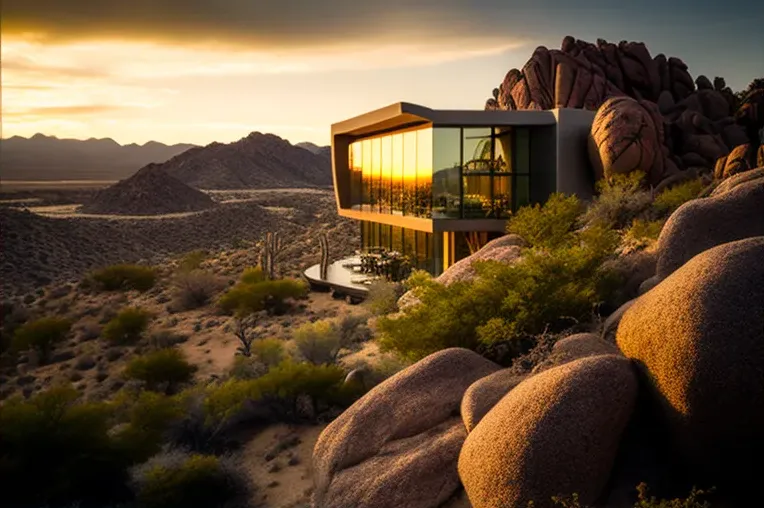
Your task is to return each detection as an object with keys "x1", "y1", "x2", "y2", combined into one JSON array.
[{"x1": 303, "y1": 256, "x2": 374, "y2": 301}]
